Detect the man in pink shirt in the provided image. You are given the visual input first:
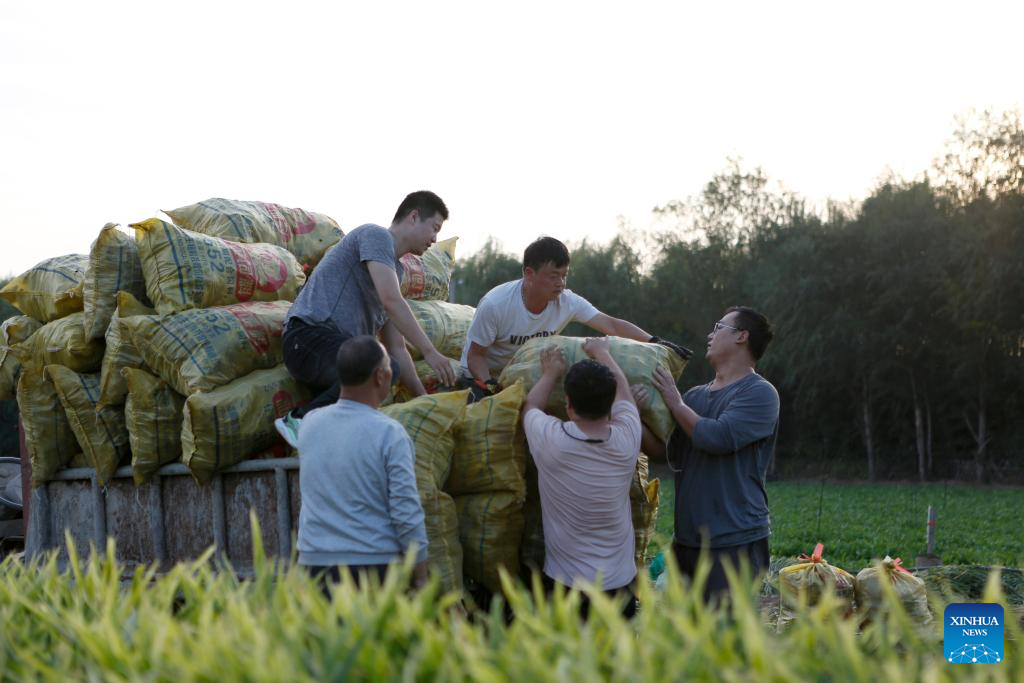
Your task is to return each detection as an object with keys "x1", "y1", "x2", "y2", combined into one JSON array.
[{"x1": 521, "y1": 337, "x2": 641, "y2": 618}]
